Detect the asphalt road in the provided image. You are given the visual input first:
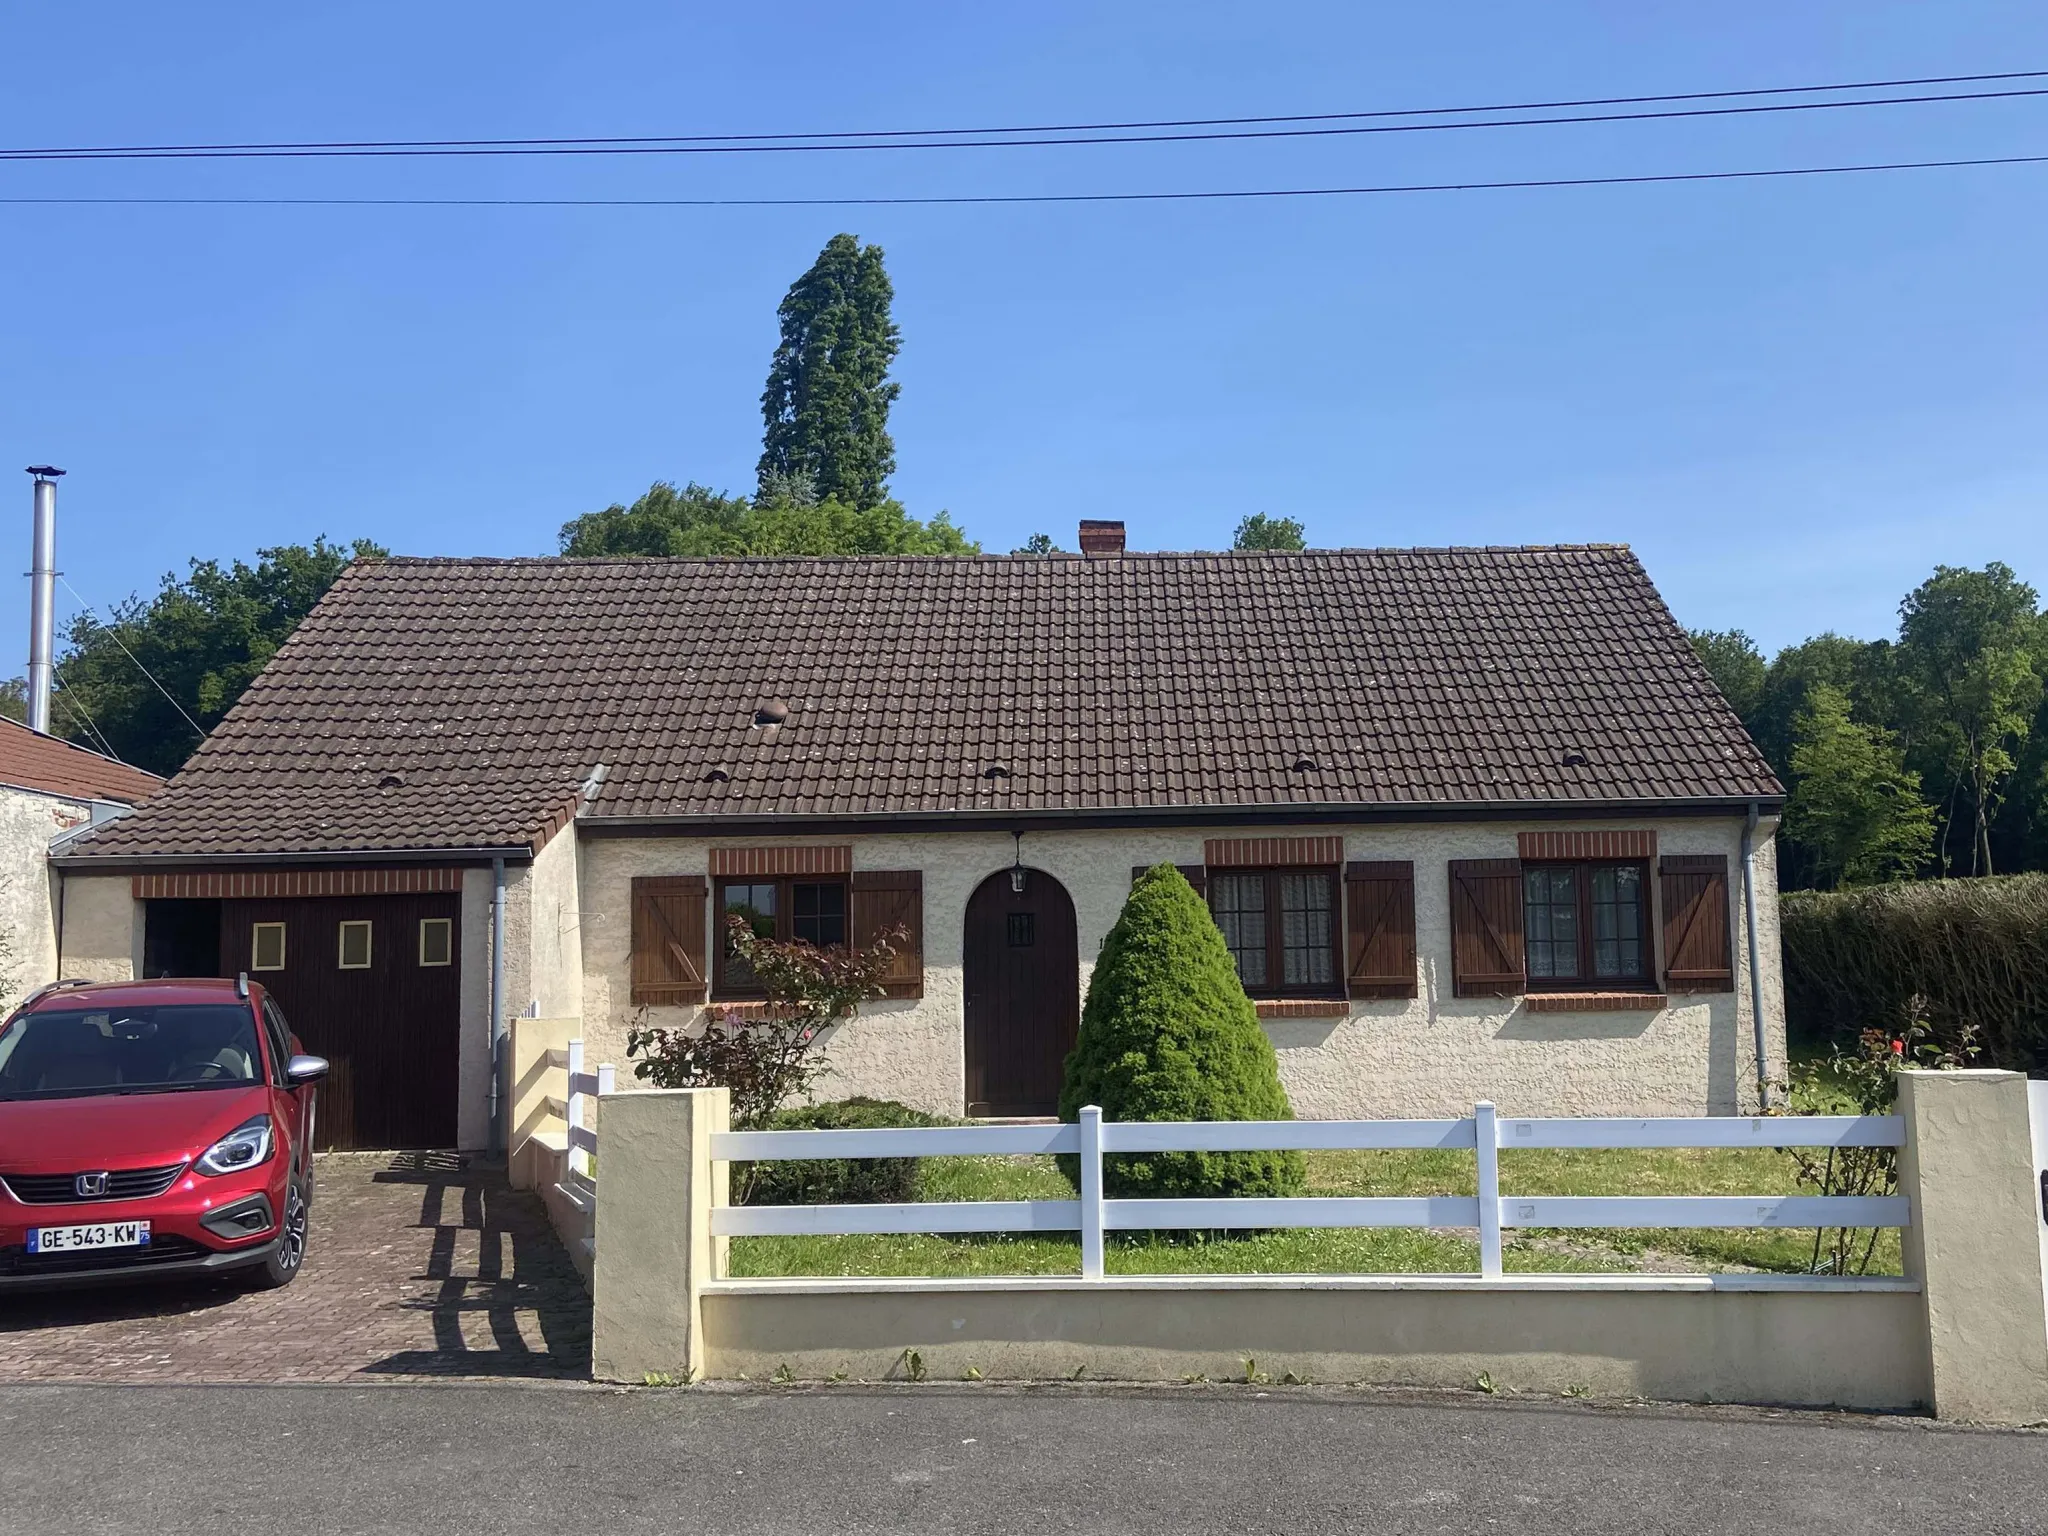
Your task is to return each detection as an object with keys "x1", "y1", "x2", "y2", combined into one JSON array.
[{"x1": 0, "y1": 1382, "x2": 2038, "y2": 1535}]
